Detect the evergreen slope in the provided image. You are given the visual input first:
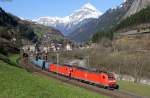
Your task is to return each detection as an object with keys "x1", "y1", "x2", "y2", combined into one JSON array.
[
  {"x1": 115, "y1": 6, "x2": 150, "y2": 31},
  {"x1": 92, "y1": 6, "x2": 150, "y2": 42}
]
